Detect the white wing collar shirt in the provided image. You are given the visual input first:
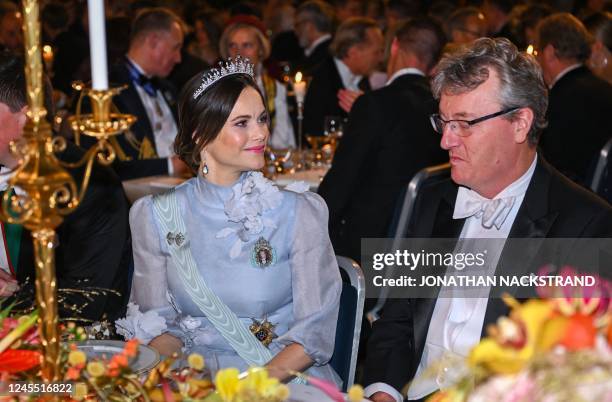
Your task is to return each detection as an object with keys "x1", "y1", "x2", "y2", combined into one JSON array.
[
  {"x1": 365, "y1": 154, "x2": 538, "y2": 402},
  {"x1": 127, "y1": 57, "x2": 179, "y2": 173}
]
